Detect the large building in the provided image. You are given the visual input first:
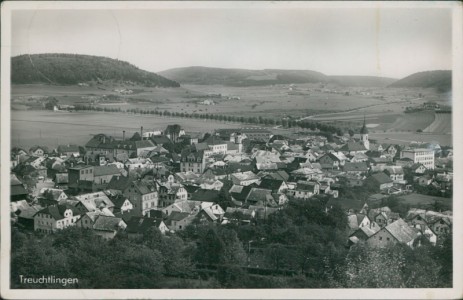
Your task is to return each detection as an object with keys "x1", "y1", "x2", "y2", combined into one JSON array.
[{"x1": 400, "y1": 148, "x2": 434, "y2": 170}]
